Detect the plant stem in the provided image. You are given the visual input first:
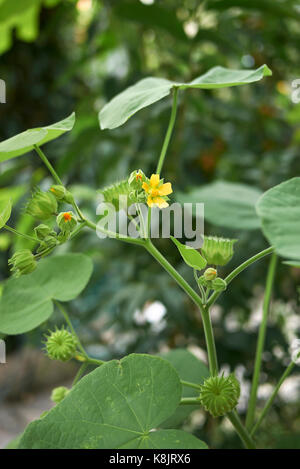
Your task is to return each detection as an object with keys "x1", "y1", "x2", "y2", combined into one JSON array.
[
  {"x1": 4, "y1": 224, "x2": 38, "y2": 242},
  {"x1": 202, "y1": 306, "x2": 218, "y2": 376},
  {"x1": 181, "y1": 380, "x2": 201, "y2": 390},
  {"x1": 72, "y1": 363, "x2": 88, "y2": 386},
  {"x1": 251, "y1": 360, "x2": 296, "y2": 436},
  {"x1": 180, "y1": 397, "x2": 201, "y2": 405},
  {"x1": 246, "y1": 253, "x2": 277, "y2": 429},
  {"x1": 156, "y1": 87, "x2": 178, "y2": 174},
  {"x1": 34, "y1": 145, "x2": 63, "y2": 185},
  {"x1": 227, "y1": 411, "x2": 256, "y2": 449},
  {"x1": 84, "y1": 217, "x2": 145, "y2": 246},
  {"x1": 207, "y1": 246, "x2": 275, "y2": 308},
  {"x1": 55, "y1": 300, "x2": 87, "y2": 357}
]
